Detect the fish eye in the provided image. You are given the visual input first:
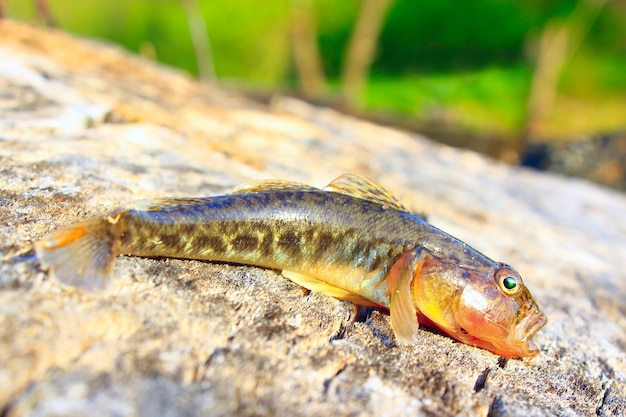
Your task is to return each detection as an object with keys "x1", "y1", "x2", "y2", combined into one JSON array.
[
  {"x1": 503, "y1": 276, "x2": 517, "y2": 290},
  {"x1": 496, "y1": 268, "x2": 523, "y2": 296}
]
